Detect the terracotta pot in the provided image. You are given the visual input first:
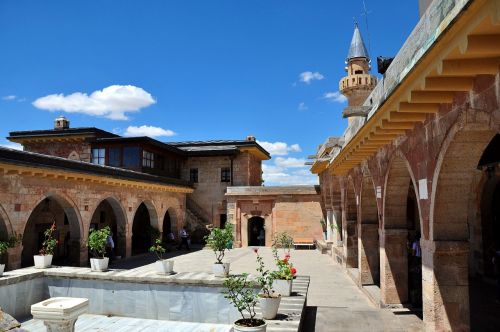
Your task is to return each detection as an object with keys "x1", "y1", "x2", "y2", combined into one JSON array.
[
  {"x1": 155, "y1": 260, "x2": 174, "y2": 274},
  {"x1": 212, "y1": 262, "x2": 230, "y2": 277},
  {"x1": 90, "y1": 257, "x2": 109, "y2": 272},
  {"x1": 0, "y1": 263, "x2": 5, "y2": 277},
  {"x1": 233, "y1": 319, "x2": 267, "y2": 332},
  {"x1": 258, "y1": 293, "x2": 281, "y2": 319},
  {"x1": 34, "y1": 255, "x2": 53, "y2": 269},
  {"x1": 272, "y1": 279, "x2": 292, "y2": 297}
]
